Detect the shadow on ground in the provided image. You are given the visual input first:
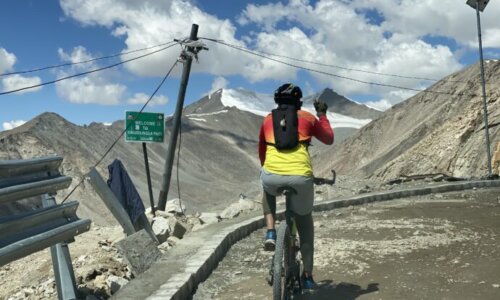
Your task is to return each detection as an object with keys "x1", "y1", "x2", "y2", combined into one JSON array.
[{"x1": 295, "y1": 280, "x2": 379, "y2": 300}]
